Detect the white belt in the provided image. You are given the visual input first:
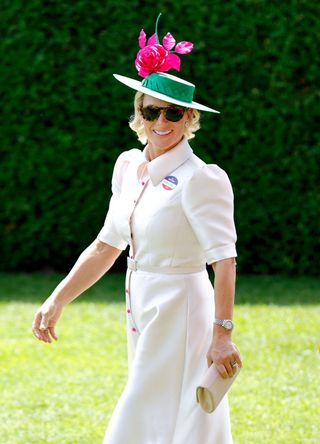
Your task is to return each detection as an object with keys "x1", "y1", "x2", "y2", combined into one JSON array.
[{"x1": 127, "y1": 257, "x2": 205, "y2": 274}]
